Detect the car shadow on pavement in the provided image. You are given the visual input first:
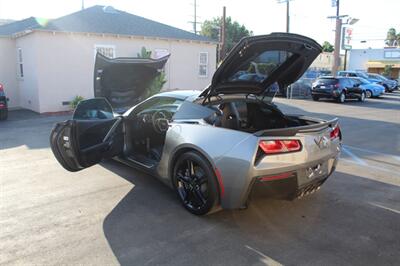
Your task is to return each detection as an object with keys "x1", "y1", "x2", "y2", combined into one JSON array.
[
  {"x1": 0, "y1": 110, "x2": 69, "y2": 150},
  {"x1": 101, "y1": 159, "x2": 400, "y2": 266}
]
